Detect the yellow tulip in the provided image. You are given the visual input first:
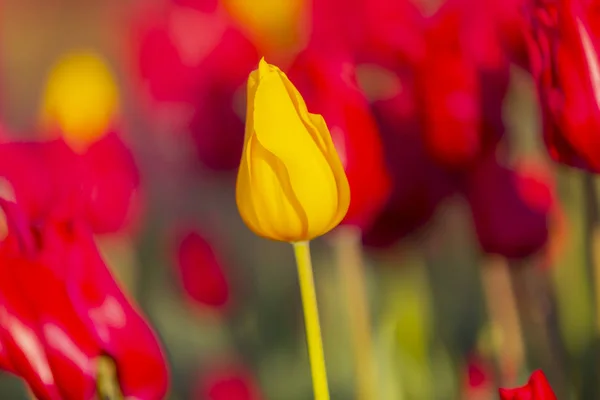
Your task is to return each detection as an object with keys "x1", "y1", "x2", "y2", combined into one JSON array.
[
  {"x1": 39, "y1": 50, "x2": 119, "y2": 150},
  {"x1": 236, "y1": 59, "x2": 350, "y2": 242}
]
